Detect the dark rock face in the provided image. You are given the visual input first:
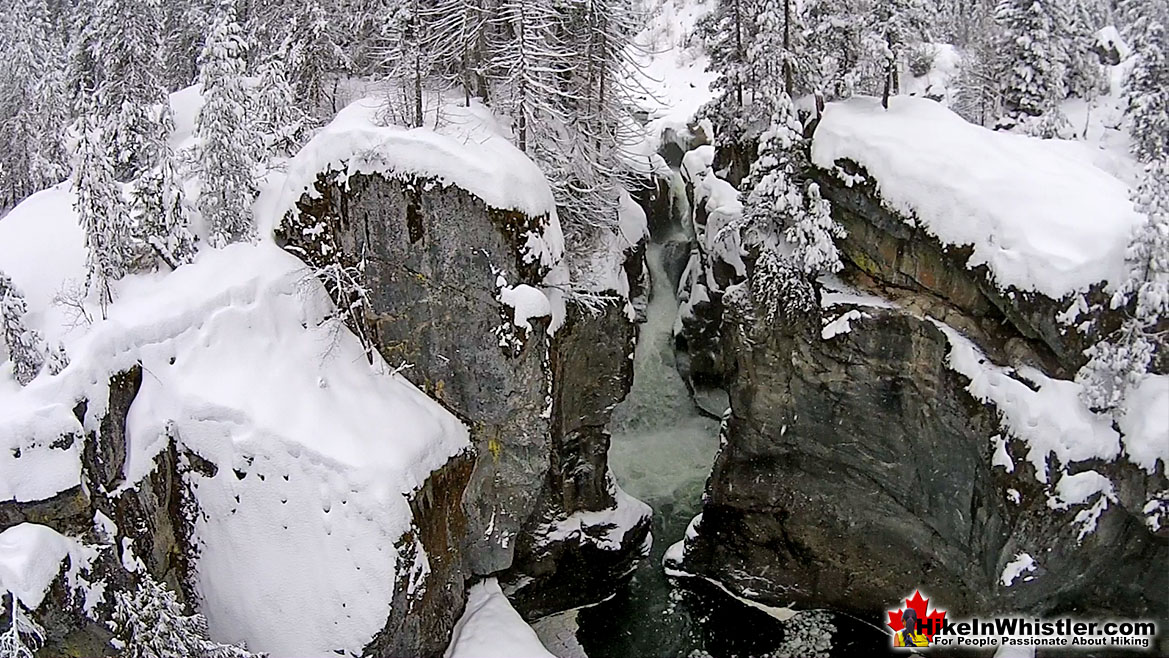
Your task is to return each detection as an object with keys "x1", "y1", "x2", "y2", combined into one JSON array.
[
  {"x1": 286, "y1": 173, "x2": 555, "y2": 576},
  {"x1": 364, "y1": 452, "x2": 475, "y2": 658},
  {"x1": 675, "y1": 151, "x2": 1169, "y2": 649},
  {"x1": 683, "y1": 287, "x2": 1168, "y2": 631},
  {"x1": 280, "y1": 171, "x2": 651, "y2": 639},
  {"x1": 503, "y1": 300, "x2": 651, "y2": 619},
  {"x1": 811, "y1": 163, "x2": 1106, "y2": 376}
]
